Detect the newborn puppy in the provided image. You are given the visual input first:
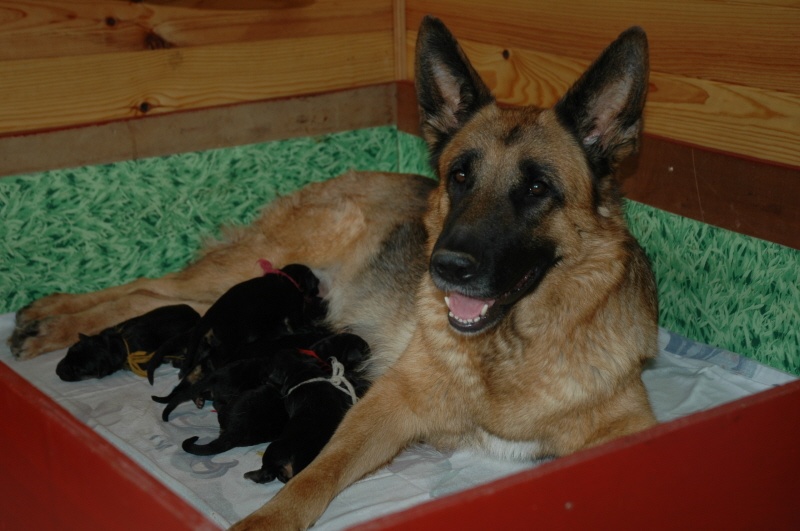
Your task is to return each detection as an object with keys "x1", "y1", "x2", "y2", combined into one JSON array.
[
  {"x1": 177, "y1": 344, "x2": 332, "y2": 455},
  {"x1": 56, "y1": 304, "x2": 200, "y2": 382},
  {"x1": 181, "y1": 383, "x2": 289, "y2": 456},
  {"x1": 178, "y1": 263, "x2": 326, "y2": 383},
  {"x1": 244, "y1": 333, "x2": 370, "y2": 484},
  {"x1": 155, "y1": 327, "x2": 333, "y2": 420}
]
